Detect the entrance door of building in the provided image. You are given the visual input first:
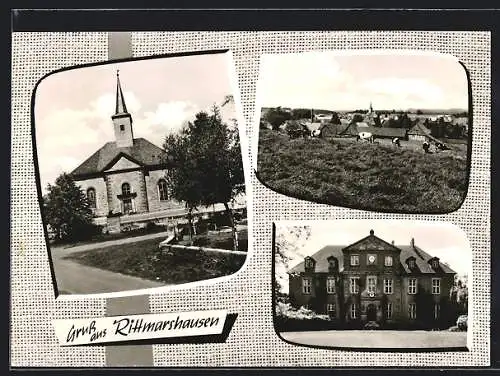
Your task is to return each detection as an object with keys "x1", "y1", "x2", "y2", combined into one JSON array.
[
  {"x1": 122, "y1": 198, "x2": 133, "y2": 214},
  {"x1": 367, "y1": 304, "x2": 377, "y2": 321}
]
